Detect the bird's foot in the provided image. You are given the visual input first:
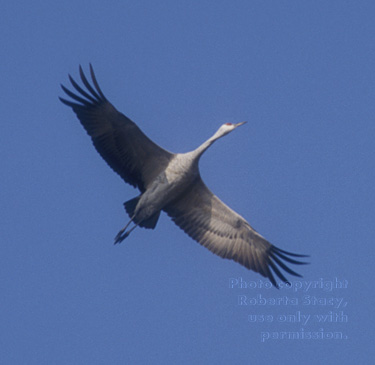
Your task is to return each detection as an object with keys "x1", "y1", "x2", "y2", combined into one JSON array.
[
  {"x1": 114, "y1": 229, "x2": 129, "y2": 244},
  {"x1": 114, "y1": 221, "x2": 138, "y2": 244}
]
